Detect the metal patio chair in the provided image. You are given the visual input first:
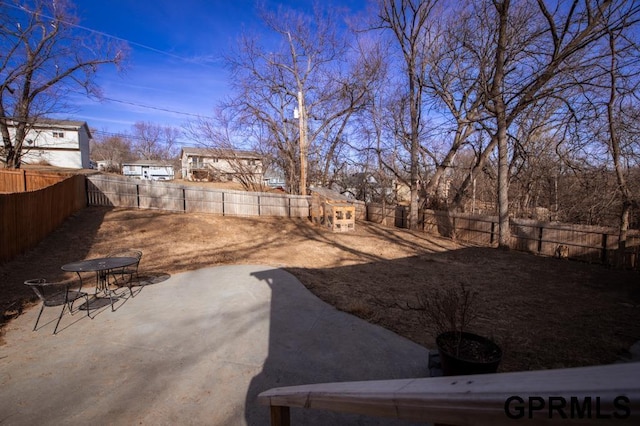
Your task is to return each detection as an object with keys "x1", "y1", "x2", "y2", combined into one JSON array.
[
  {"x1": 107, "y1": 249, "x2": 143, "y2": 297},
  {"x1": 24, "y1": 278, "x2": 91, "y2": 334}
]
